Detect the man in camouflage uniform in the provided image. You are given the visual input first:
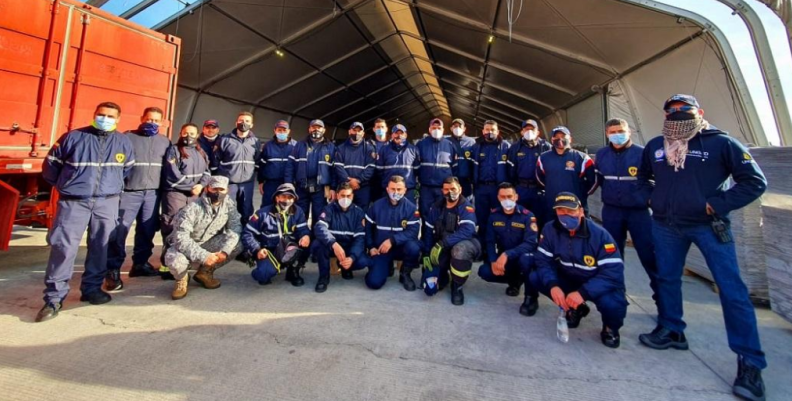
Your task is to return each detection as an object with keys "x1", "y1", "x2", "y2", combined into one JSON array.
[{"x1": 164, "y1": 176, "x2": 243, "y2": 300}]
